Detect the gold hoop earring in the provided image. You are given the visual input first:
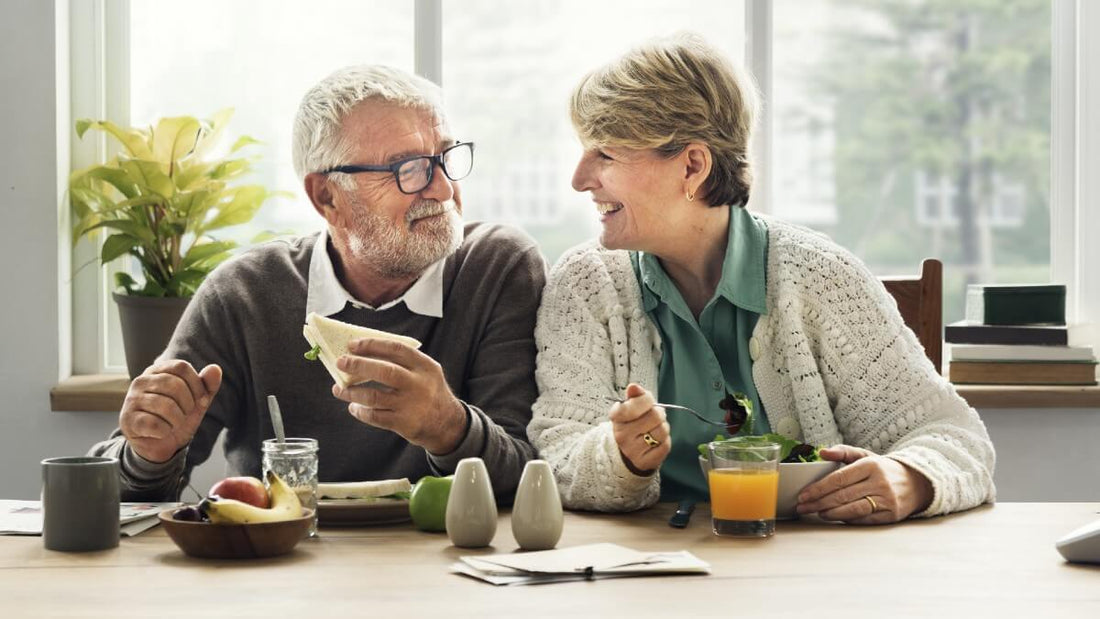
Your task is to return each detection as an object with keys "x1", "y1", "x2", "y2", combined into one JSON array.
[{"x1": 686, "y1": 191, "x2": 695, "y2": 202}]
